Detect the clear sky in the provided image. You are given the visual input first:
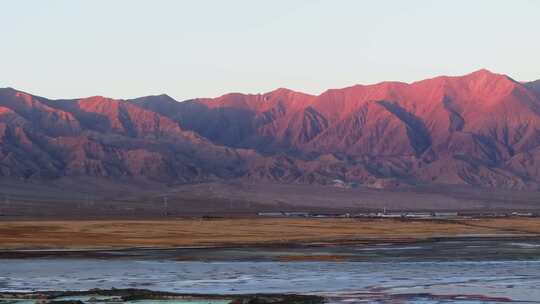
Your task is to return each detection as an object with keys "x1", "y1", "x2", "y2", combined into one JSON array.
[{"x1": 1, "y1": 0, "x2": 539, "y2": 101}]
